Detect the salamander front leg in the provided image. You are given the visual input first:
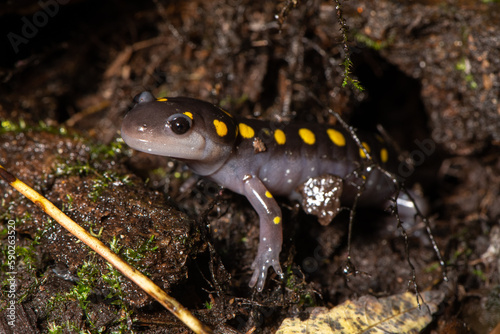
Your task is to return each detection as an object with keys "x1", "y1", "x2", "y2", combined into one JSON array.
[{"x1": 242, "y1": 174, "x2": 284, "y2": 291}]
